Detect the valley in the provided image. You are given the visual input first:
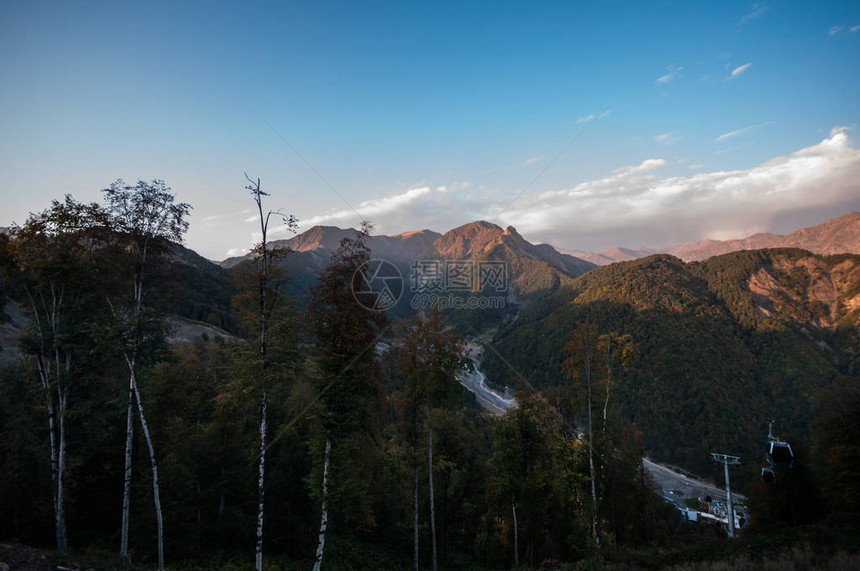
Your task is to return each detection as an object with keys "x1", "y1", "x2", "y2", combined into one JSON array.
[{"x1": 2, "y1": 207, "x2": 859, "y2": 569}]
